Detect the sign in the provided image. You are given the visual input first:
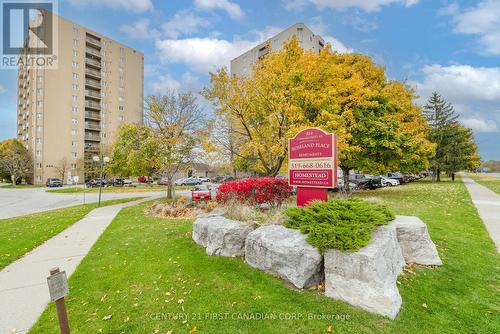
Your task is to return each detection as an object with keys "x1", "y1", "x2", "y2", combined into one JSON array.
[
  {"x1": 47, "y1": 270, "x2": 69, "y2": 301},
  {"x1": 288, "y1": 128, "x2": 338, "y2": 188}
]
